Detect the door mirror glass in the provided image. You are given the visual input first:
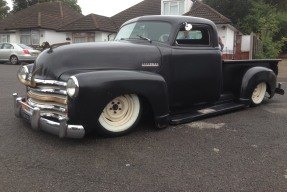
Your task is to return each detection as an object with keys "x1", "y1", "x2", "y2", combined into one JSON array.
[{"x1": 184, "y1": 22, "x2": 192, "y2": 31}]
